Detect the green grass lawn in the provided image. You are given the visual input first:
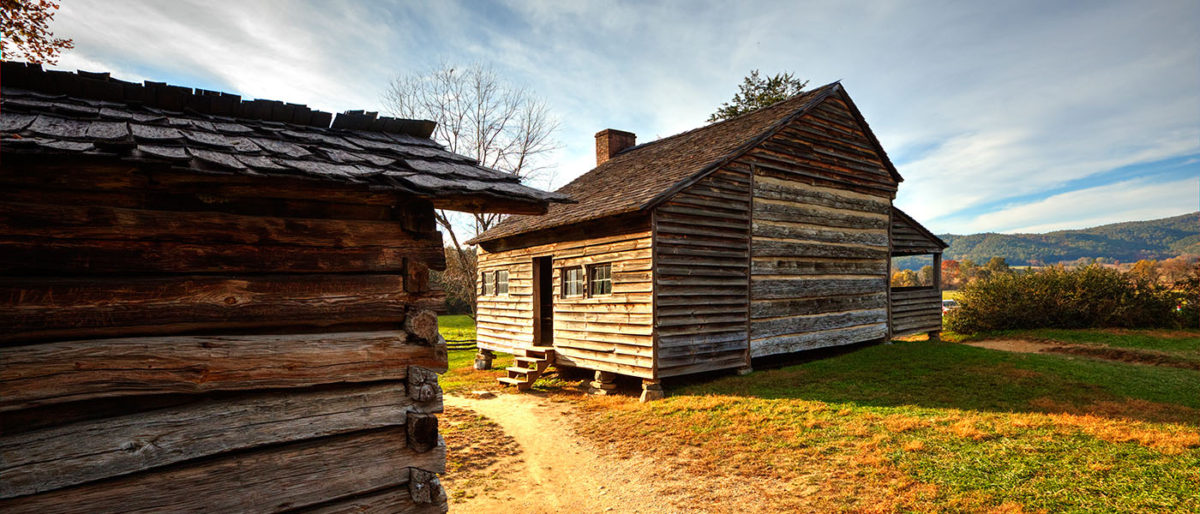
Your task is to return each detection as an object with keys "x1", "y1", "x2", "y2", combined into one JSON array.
[
  {"x1": 438, "y1": 314, "x2": 513, "y2": 394},
  {"x1": 438, "y1": 315, "x2": 1200, "y2": 511},
  {"x1": 576, "y1": 338, "x2": 1200, "y2": 512}
]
